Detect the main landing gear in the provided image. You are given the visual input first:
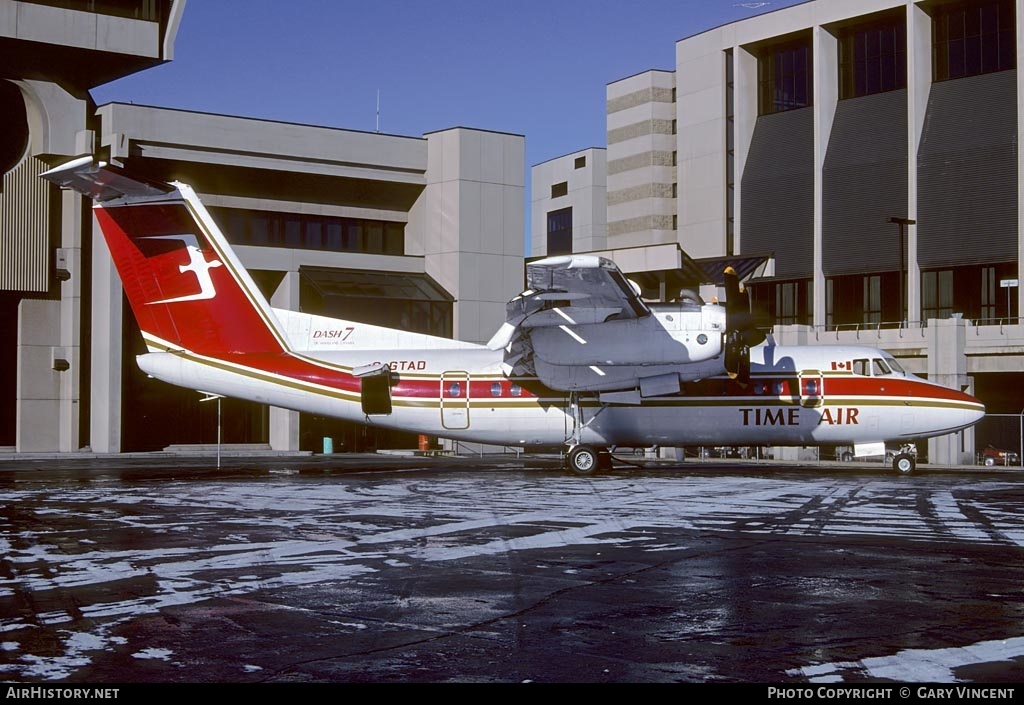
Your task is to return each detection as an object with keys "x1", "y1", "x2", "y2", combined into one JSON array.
[
  {"x1": 565, "y1": 444, "x2": 612, "y2": 476},
  {"x1": 563, "y1": 391, "x2": 614, "y2": 475}
]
